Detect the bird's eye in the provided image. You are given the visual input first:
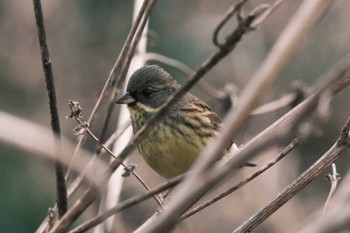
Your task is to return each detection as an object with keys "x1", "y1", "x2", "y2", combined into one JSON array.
[{"x1": 142, "y1": 88, "x2": 154, "y2": 99}]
